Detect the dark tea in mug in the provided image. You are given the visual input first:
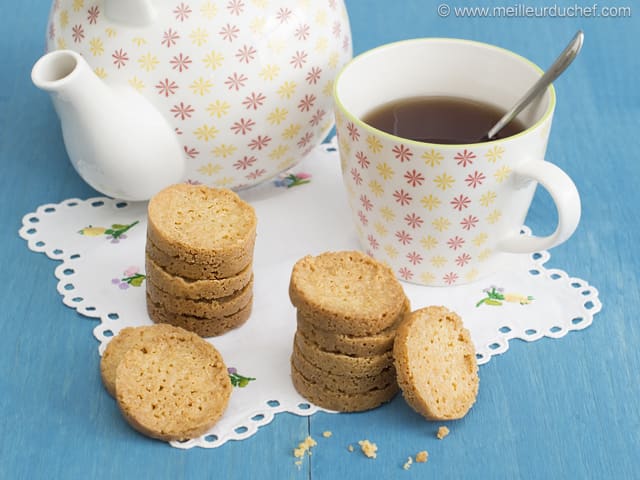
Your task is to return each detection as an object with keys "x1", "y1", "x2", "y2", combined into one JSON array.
[{"x1": 362, "y1": 96, "x2": 526, "y2": 144}]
